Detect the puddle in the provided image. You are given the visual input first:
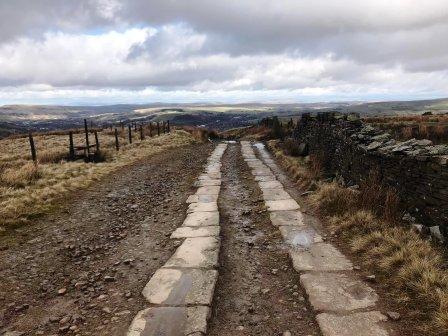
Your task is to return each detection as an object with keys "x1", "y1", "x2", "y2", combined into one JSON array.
[{"x1": 253, "y1": 142, "x2": 265, "y2": 149}]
